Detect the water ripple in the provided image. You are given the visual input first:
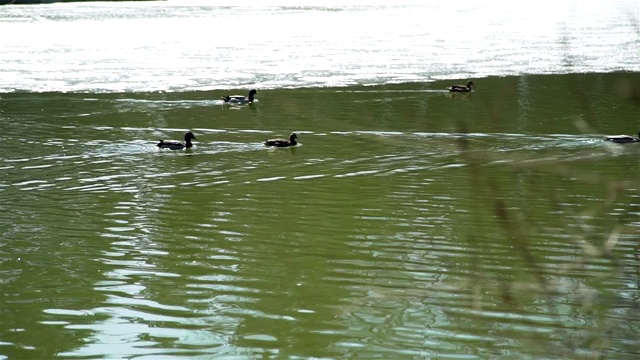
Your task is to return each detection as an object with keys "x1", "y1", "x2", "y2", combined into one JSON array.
[
  {"x1": 1, "y1": 2, "x2": 638, "y2": 92},
  {"x1": 3, "y1": 79, "x2": 639, "y2": 359}
]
